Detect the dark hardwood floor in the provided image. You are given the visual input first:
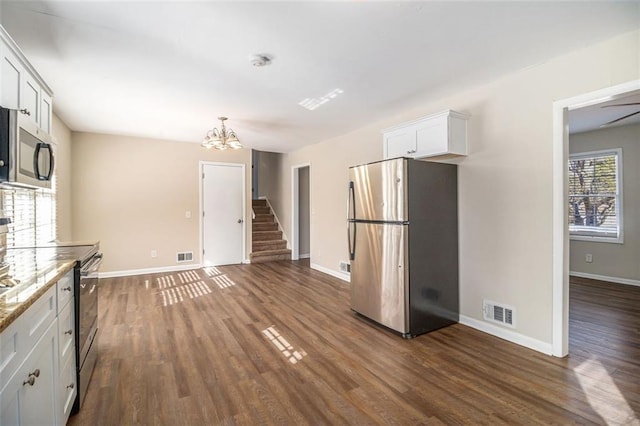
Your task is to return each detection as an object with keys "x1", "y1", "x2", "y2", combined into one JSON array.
[{"x1": 68, "y1": 263, "x2": 640, "y2": 425}]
